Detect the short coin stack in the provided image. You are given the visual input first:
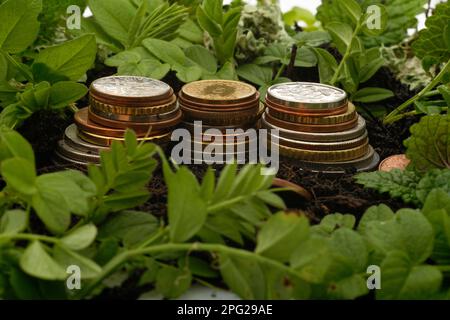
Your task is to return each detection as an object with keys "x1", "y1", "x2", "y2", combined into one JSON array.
[
  {"x1": 54, "y1": 76, "x2": 180, "y2": 166},
  {"x1": 261, "y1": 82, "x2": 379, "y2": 173},
  {"x1": 178, "y1": 80, "x2": 263, "y2": 162}
]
